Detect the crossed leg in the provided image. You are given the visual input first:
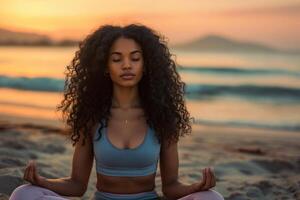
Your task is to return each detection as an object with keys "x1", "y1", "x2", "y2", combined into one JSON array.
[
  {"x1": 9, "y1": 184, "x2": 70, "y2": 200},
  {"x1": 177, "y1": 189, "x2": 224, "y2": 200},
  {"x1": 10, "y1": 184, "x2": 224, "y2": 200}
]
